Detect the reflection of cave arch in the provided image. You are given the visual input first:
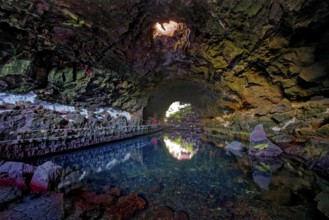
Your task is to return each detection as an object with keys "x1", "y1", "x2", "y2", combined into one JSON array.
[{"x1": 143, "y1": 79, "x2": 220, "y2": 121}]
